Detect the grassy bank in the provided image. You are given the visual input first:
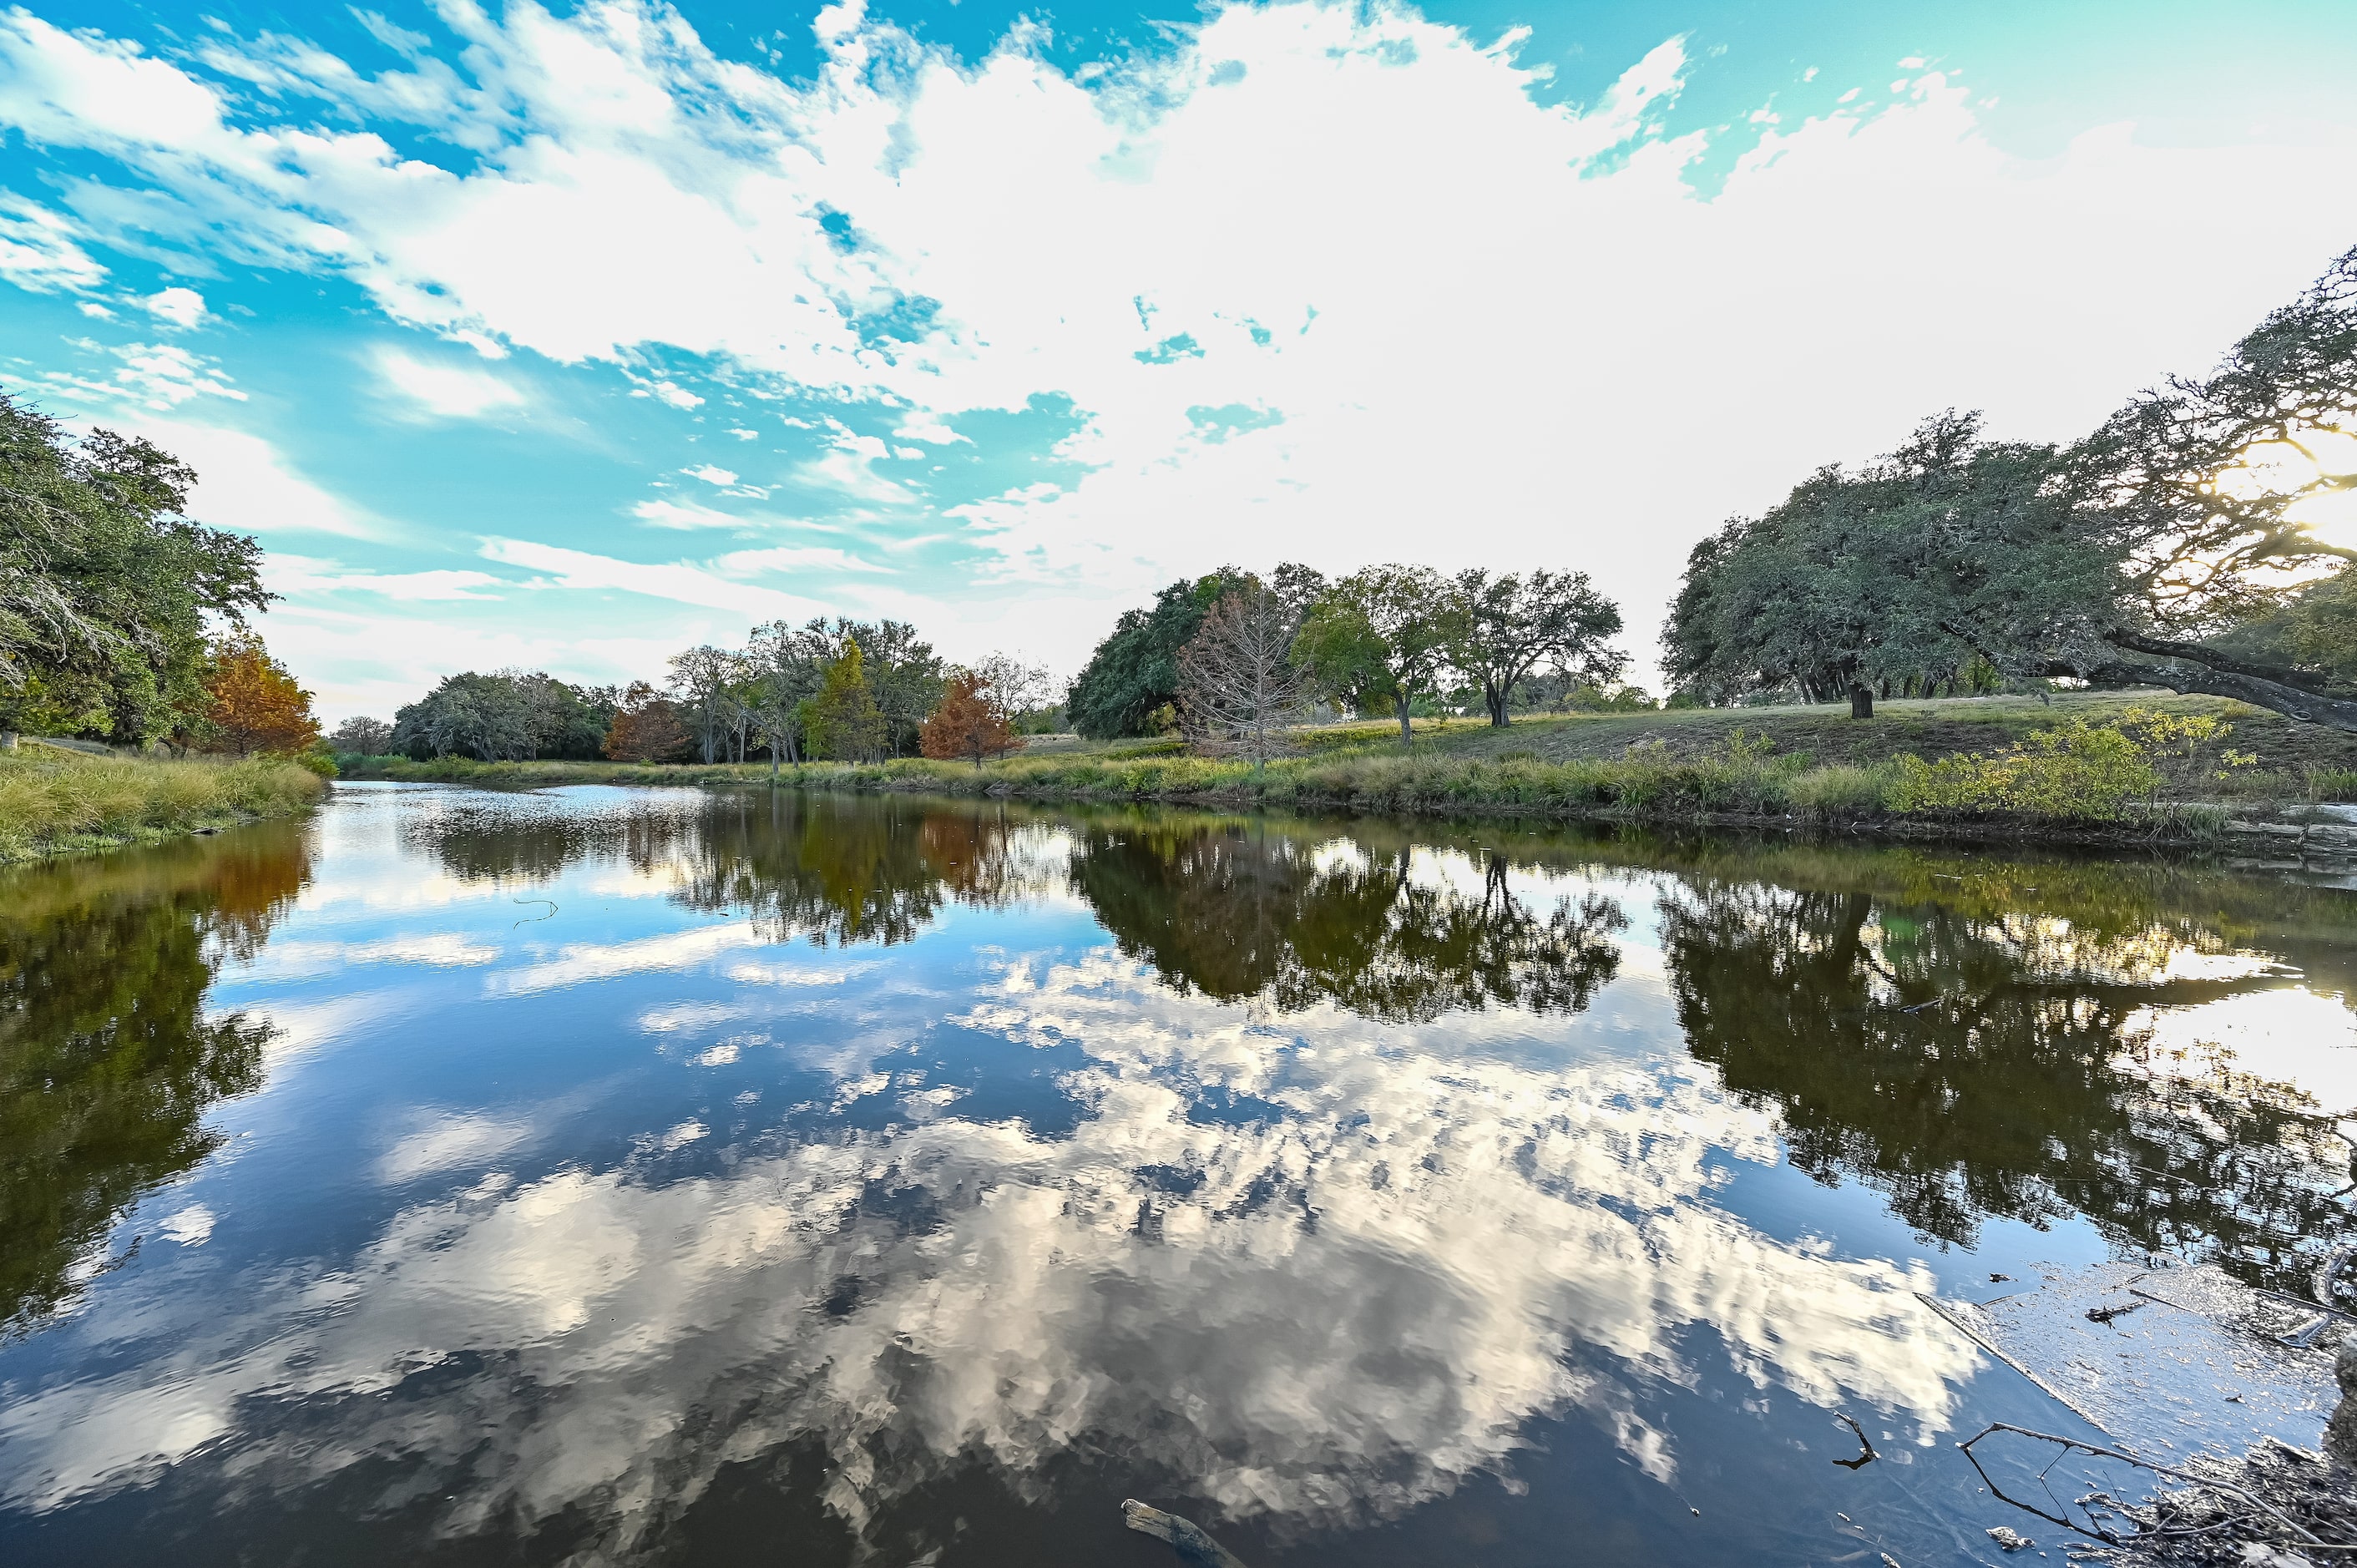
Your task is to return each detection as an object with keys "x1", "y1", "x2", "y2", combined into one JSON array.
[
  {"x1": 0, "y1": 743, "x2": 327, "y2": 862},
  {"x1": 334, "y1": 692, "x2": 2357, "y2": 842}
]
